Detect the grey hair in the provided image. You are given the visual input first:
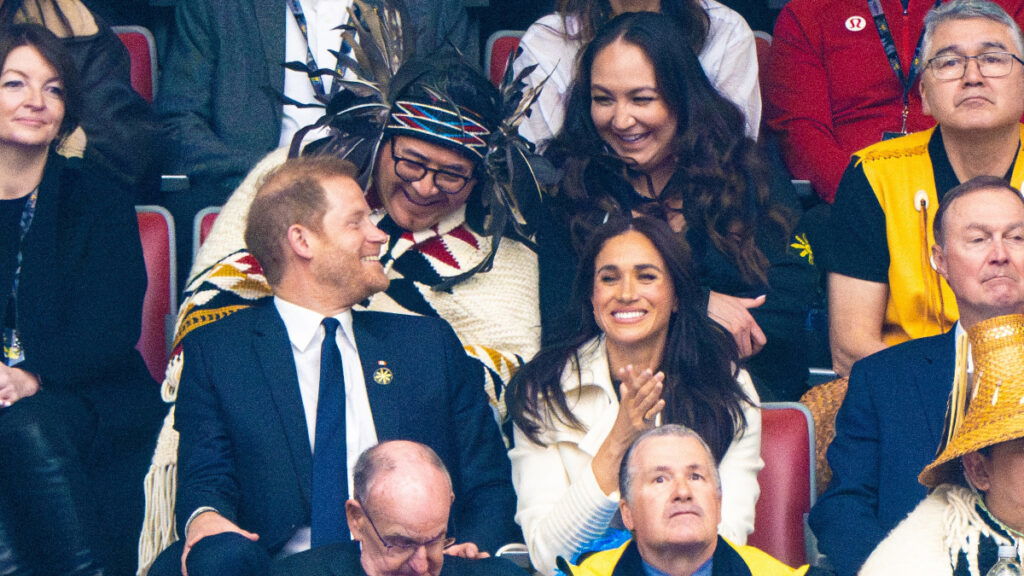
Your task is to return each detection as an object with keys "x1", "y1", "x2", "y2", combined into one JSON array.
[
  {"x1": 921, "y1": 0, "x2": 1024, "y2": 60},
  {"x1": 618, "y1": 424, "x2": 722, "y2": 502},
  {"x1": 352, "y1": 441, "x2": 452, "y2": 504}
]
